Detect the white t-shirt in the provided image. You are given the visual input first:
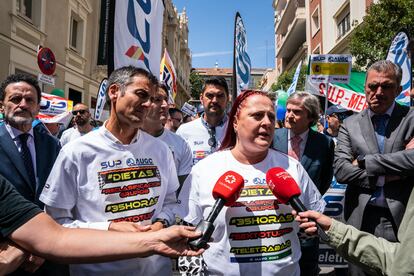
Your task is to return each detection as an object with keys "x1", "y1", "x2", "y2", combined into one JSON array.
[
  {"x1": 40, "y1": 126, "x2": 179, "y2": 276},
  {"x1": 177, "y1": 149, "x2": 325, "y2": 276},
  {"x1": 60, "y1": 126, "x2": 94, "y2": 146},
  {"x1": 157, "y1": 128, "x2": 192, "y2": 176},
  {"x1": 176, "y1": 117, "x2": 227, "y2": 165}
]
